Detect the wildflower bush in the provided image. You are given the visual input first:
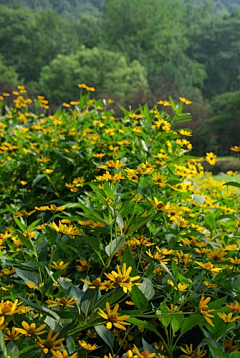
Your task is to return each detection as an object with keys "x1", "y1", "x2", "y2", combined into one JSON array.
[{"x1": 0, "y1": 86, "x2": 240, "y2": 358}]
